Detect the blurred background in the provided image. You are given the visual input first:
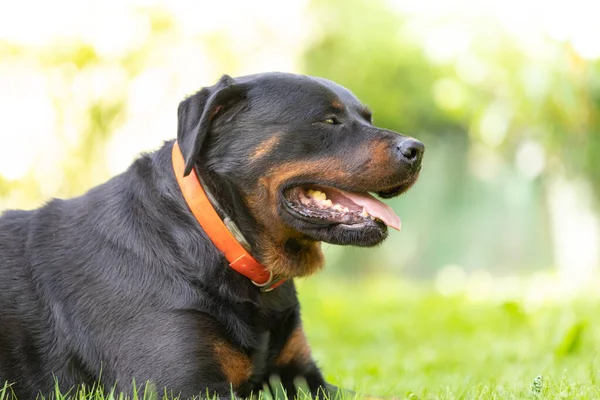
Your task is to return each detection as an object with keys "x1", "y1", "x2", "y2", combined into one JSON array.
[
  {"x1": 2, "y1": 0, "x2": 599, "y2": 287},
  {"x1": 2, "y1": 0, "x2": 600, "y2": 395}
]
